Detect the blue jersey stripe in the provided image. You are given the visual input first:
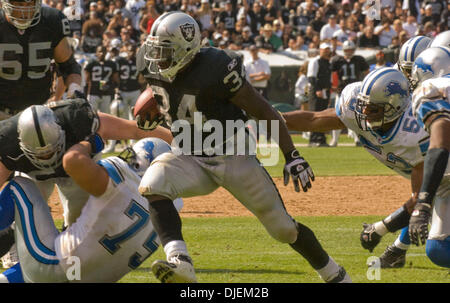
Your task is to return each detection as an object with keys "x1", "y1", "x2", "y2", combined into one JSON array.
[
  {"x1": 10, "y1": 182, "x2": 59, "y2": 265},
  {"x1": 97, "y1": 159, "x2": 124, "y2": 185},
  {"x1": 416, "y1": 99, "x2": 450, "y2": 127}
]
